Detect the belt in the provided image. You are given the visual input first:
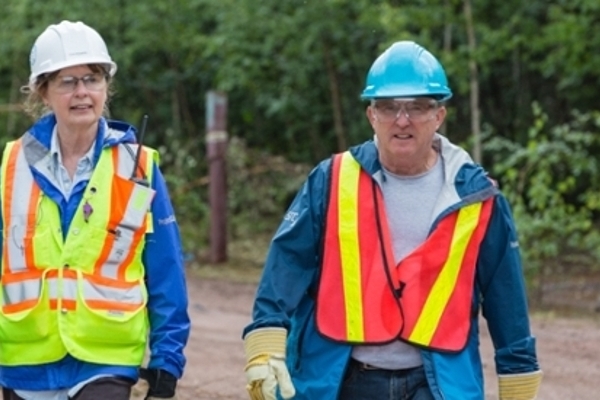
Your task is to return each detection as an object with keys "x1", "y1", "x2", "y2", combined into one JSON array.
[{"x1": 349, "y1": 358, "x2": 422, "y2": 372}]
